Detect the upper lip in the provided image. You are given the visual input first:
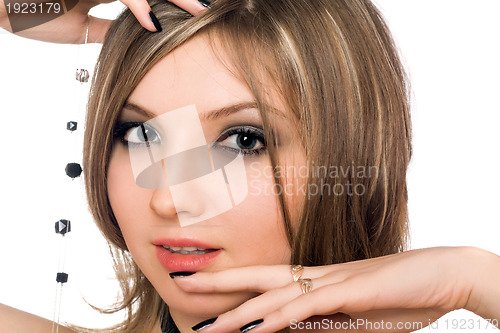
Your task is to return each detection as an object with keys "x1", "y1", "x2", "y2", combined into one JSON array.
[{"x1": 153, "y1": 238, "x2": 220, "y2": 250}]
